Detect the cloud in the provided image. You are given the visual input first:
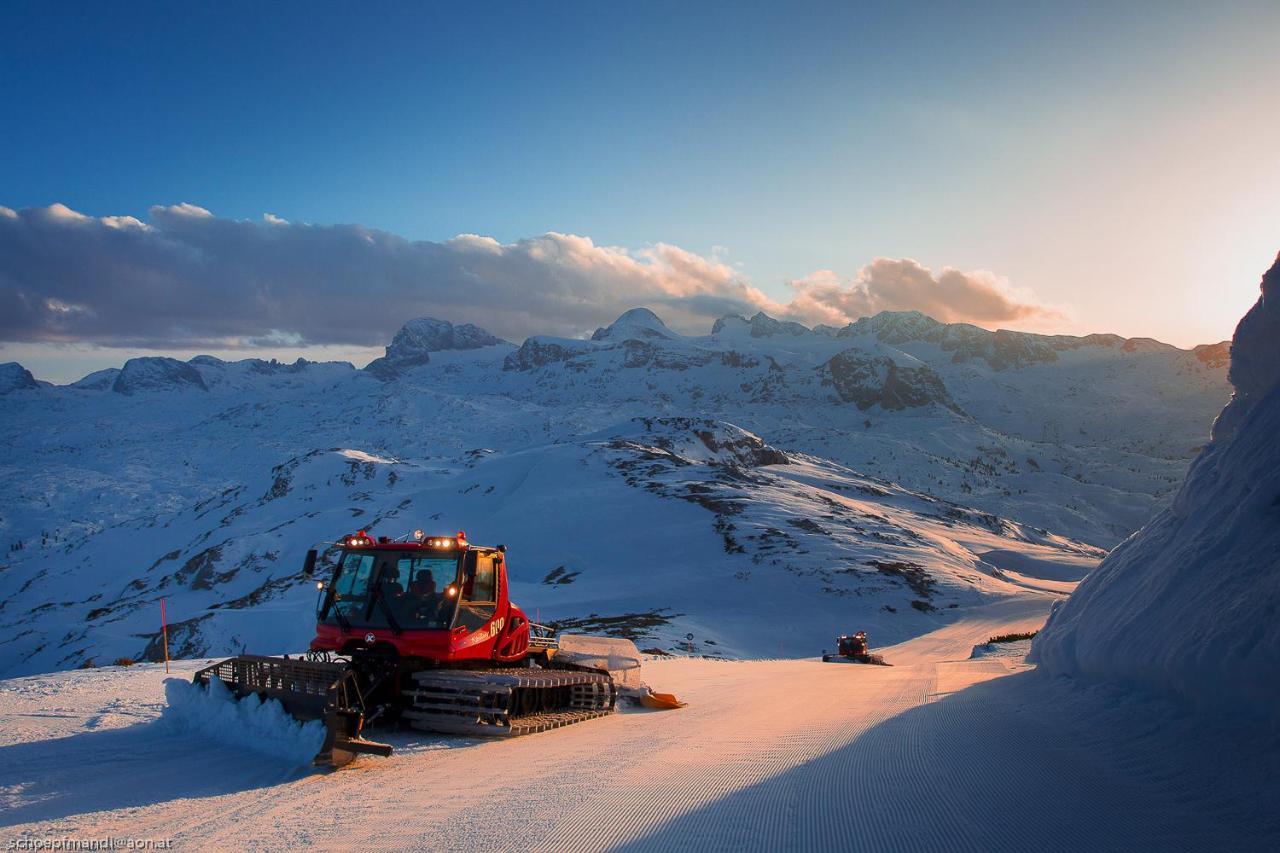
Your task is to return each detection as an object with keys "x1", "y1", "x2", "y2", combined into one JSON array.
[
  {"x1": 785, "y1": 258, "x2": 1061, "y2": 328},
  {"x1": 0, "y1": 203, "x2": 1057, "y2": 349}
]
